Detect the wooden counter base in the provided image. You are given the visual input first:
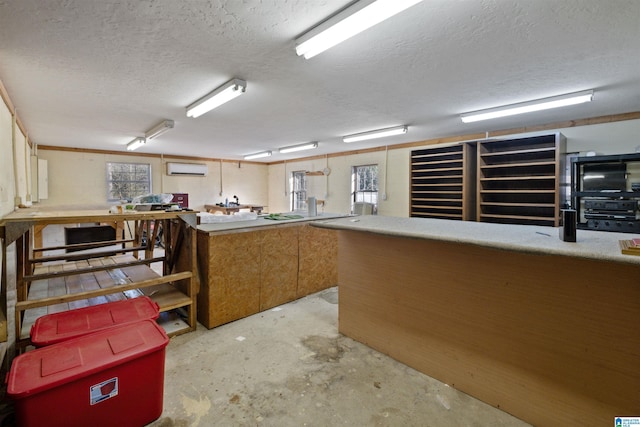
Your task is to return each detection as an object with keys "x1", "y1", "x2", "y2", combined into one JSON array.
[
  {"x1": 197, "y1": 223, "x2": 337, "y2": 328},
  {"x1": 337, "y1": 230, "x2": 639, "y2": 426}
]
